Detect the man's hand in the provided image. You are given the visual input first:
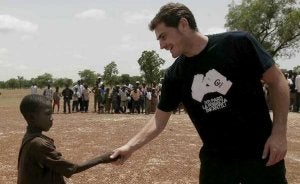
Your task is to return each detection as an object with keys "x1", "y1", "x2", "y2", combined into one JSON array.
[
  {"x1": 110, "y1": 145, "x2": 133, "y2": 165},
  {"x1": 262, "y1": 133, "x2": 287, "y2": 166}
]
